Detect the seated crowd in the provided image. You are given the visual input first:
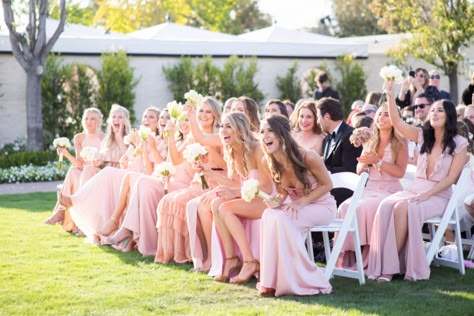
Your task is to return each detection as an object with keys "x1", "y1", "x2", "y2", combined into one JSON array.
[{"x1": 45, "y1": 68, "x2": 474, "y2": 297}]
